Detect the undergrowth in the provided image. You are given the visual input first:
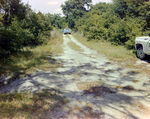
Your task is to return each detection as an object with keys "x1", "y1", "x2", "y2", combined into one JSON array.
[
  {"x1": 0, "y1": 29, "x2": 63, "y2": 80},
  {"x1": 0, "y1": 29, "x2": 65, "y2": 118}
]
